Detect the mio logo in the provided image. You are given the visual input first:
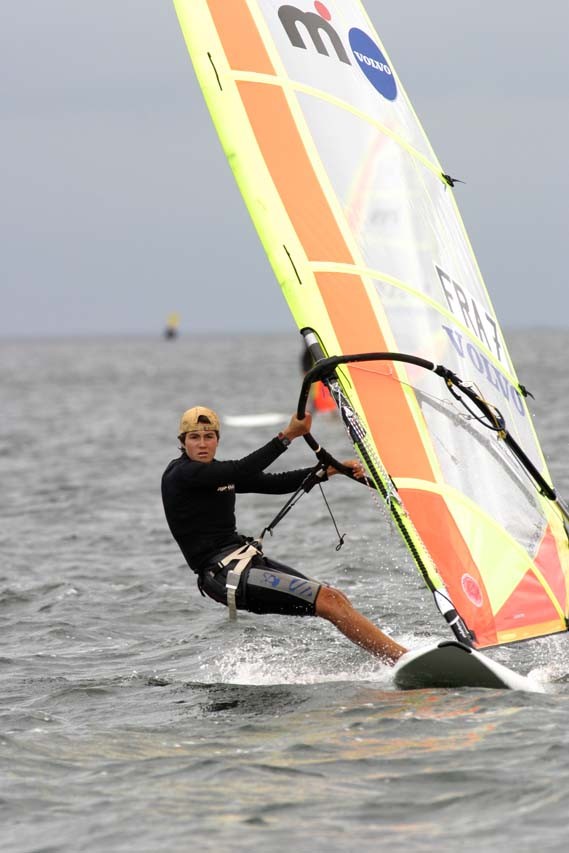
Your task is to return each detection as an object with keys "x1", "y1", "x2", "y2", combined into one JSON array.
[{"x1": 278, "y1": 2, "x2": 397, "y2": 101}]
